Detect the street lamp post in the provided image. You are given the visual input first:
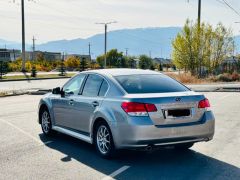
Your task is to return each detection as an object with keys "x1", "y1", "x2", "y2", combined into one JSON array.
[{"x1": 96, "y1": 21, "x2": 117, "y2": 68}]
